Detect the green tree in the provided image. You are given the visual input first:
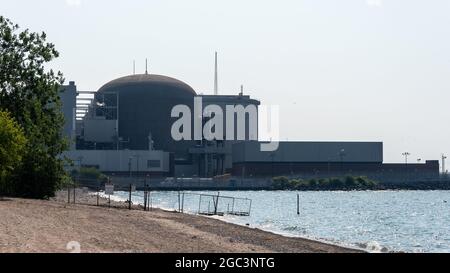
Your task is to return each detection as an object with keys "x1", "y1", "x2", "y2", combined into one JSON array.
[
  {"x1": 0, "y1": 110, "x2": 27, "y2": 195},
  {"x1": 0, "y1": 16, "x2": 68, "y2": 198}
]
